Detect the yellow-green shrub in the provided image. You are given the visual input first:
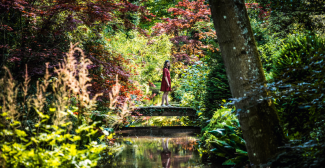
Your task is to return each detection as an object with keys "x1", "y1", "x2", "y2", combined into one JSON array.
[{"x1": 0, "y1": 43, "x2": 126, "y2": 167}]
